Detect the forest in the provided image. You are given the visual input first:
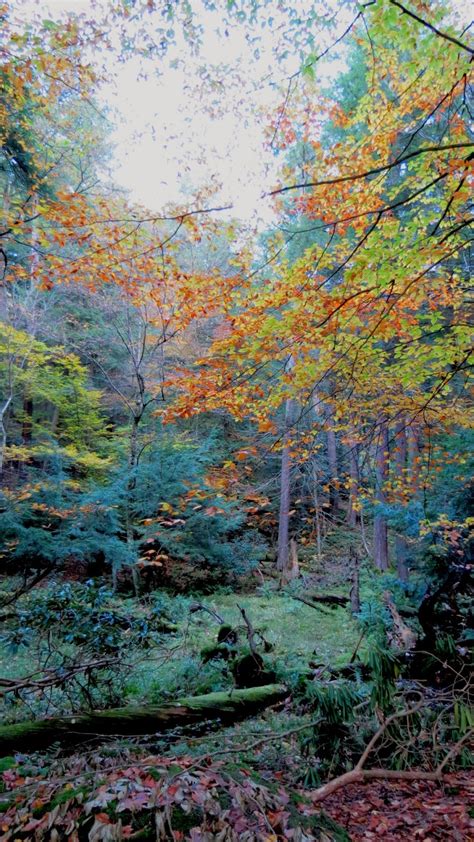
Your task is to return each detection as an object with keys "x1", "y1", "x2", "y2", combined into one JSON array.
[{"x1": 0, "y1": 0, "x2": 472, "y2": 838}]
